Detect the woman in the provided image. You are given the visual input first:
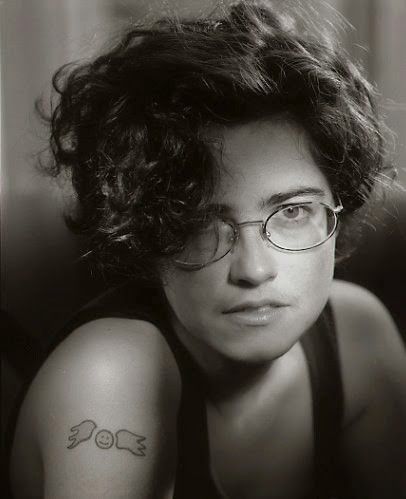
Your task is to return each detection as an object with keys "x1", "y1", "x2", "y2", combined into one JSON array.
[{"x1": 9, "y1": 1, "x2": 406, "y2": 498}]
